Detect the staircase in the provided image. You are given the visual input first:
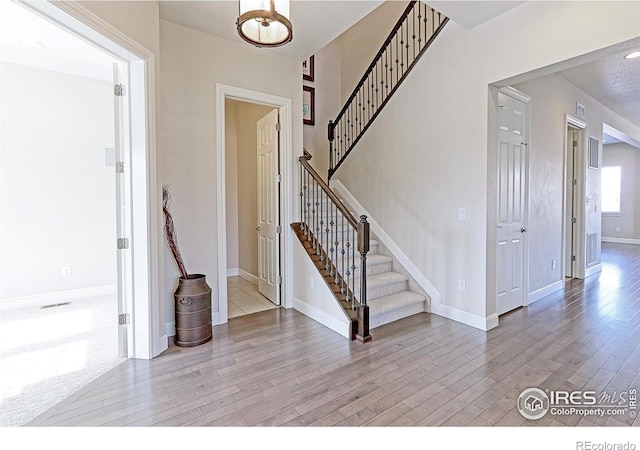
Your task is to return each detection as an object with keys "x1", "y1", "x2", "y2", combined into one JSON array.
[
  {"x1": 294, "y1": 1, "x2": 448, "y2": 341},
  {"x1": 355, "y1": 237, "x2": 426, "y2": 329}
]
